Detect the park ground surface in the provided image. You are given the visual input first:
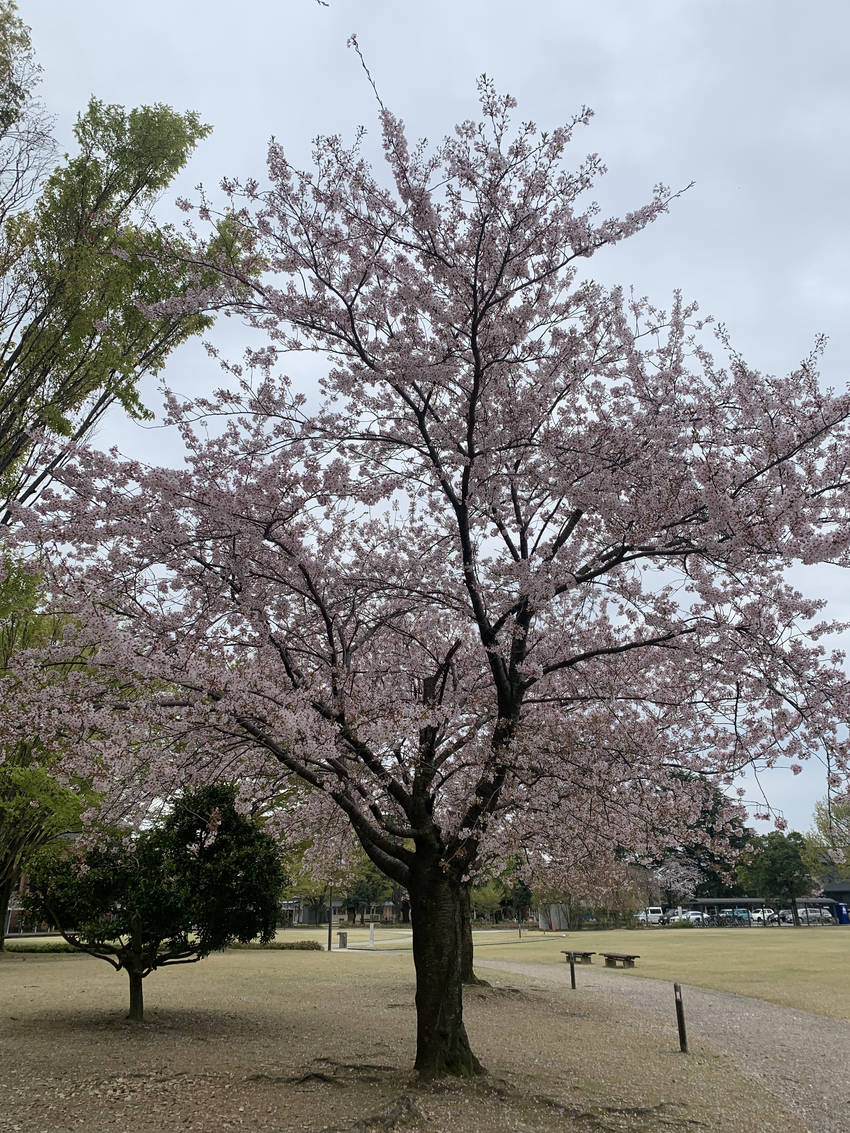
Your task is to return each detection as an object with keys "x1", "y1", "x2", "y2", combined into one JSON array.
[{"x1": 2, "y1": 925, "x2": 844, "y2": 1132}]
